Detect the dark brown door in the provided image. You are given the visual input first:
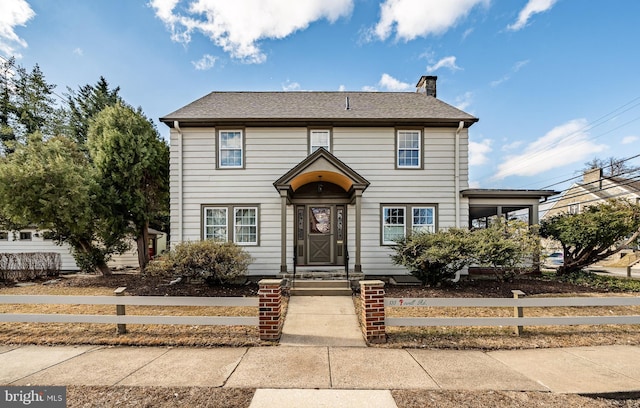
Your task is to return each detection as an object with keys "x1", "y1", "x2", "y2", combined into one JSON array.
[{"x1": 308, "y1": 206, "x2": 332, "y2": 263}]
